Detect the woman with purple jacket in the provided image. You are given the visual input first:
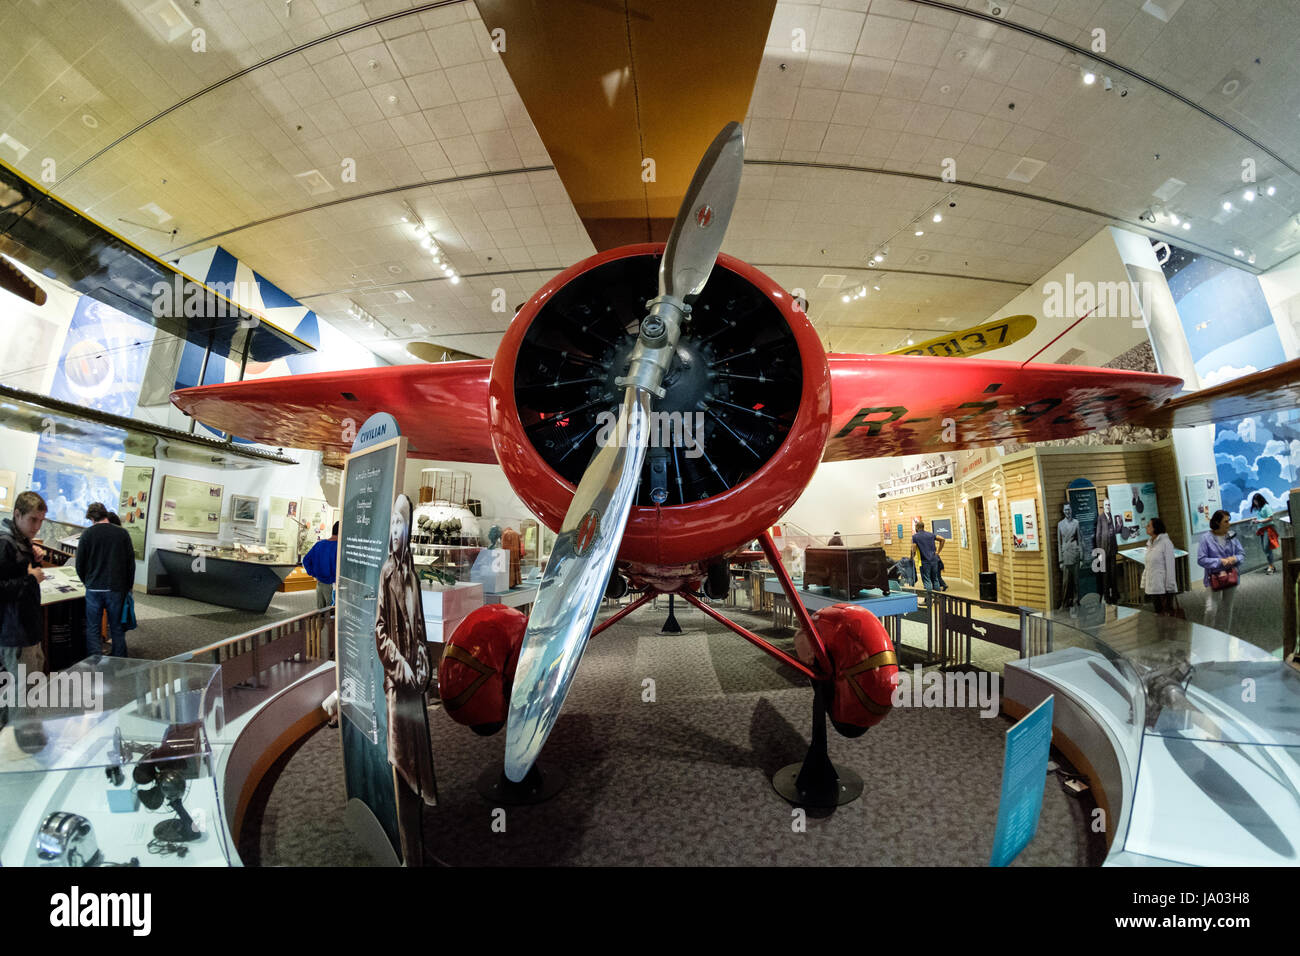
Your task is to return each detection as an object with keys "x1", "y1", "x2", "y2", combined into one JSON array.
[{"x1": 1197, "y1": 509, "x2": 1244, "y2": 634}]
